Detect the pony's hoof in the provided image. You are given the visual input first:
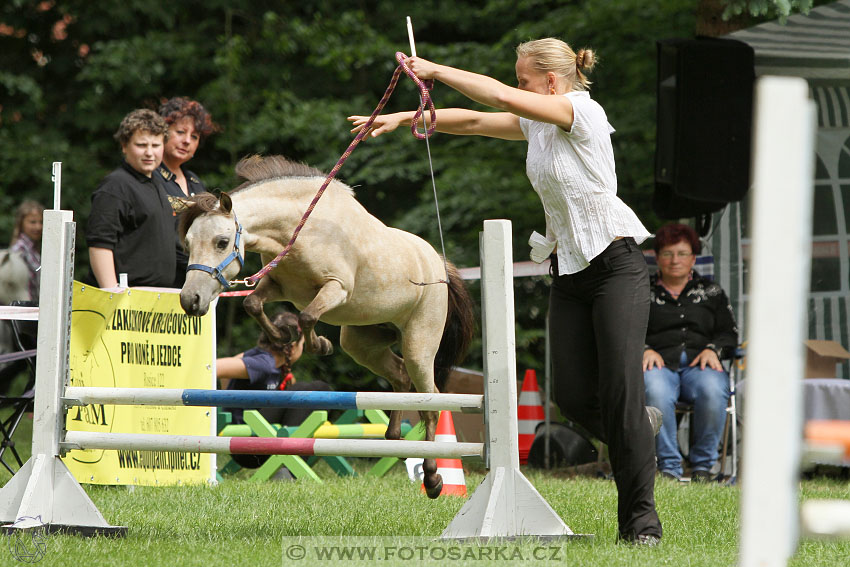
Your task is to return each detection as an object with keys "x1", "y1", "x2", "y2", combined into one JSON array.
[
  {"x1": 424, "y1": 475, "x2": 443, "y2": 499},
  {"x1": 317, "y1": 338, "x2": 333, "y2": 356}
]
